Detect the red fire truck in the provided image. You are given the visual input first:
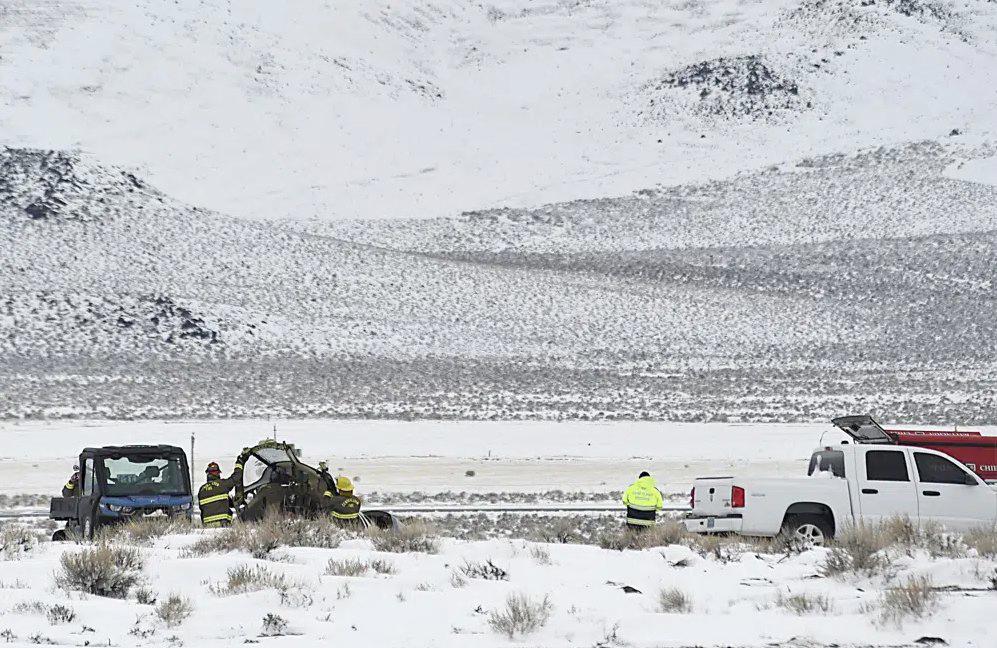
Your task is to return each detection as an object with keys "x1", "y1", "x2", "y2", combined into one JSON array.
[{"x1": 832, "y1": 415, "x2": 997, "y2": 483}]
